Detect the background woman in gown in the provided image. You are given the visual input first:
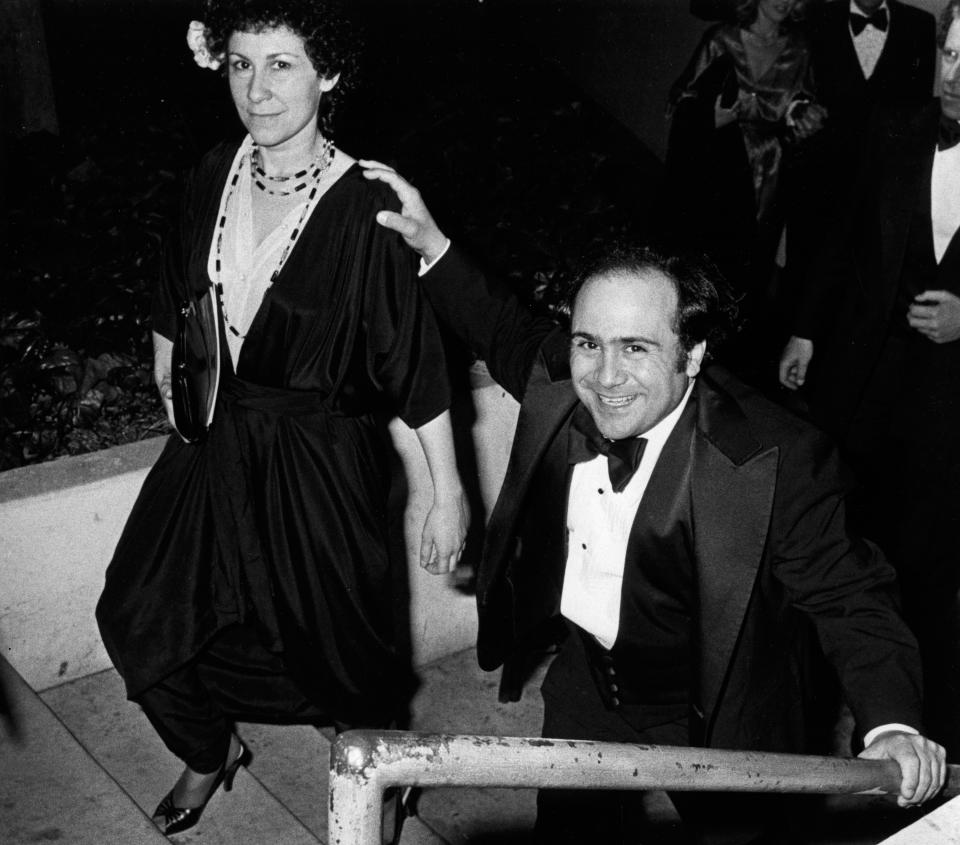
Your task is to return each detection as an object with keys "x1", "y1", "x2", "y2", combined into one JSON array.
[
  {"x1": 665, "y1": 0, "x2": 826, "y2": 368},
  {"x1": 96, "y1": 0, "x2": 468, "y2": 836}
]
